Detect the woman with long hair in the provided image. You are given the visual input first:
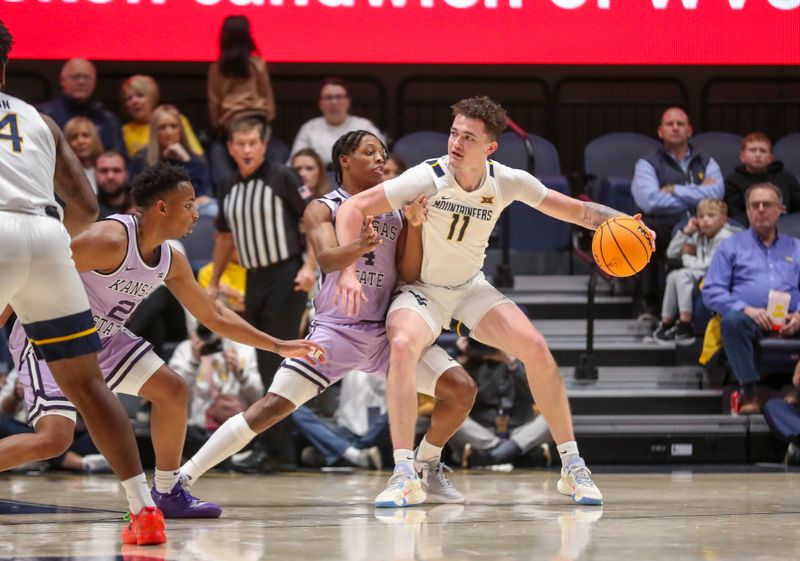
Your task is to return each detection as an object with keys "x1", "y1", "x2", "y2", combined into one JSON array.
[
  {"x1": 129, "y1": 104, "x2": 215, "y2": 215},
  {"x1": 120, "y1": 75, "x2": 204, "y2": 158},
  {"x1": 64, "y1": 116, "x2": 104, "y2": 194},
  {"x1": 207, "y1": 15, "x2": 276, "y2": 191},
  {"x1": 291, "y1": 148, "x2": 330, "y2": 198}
]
